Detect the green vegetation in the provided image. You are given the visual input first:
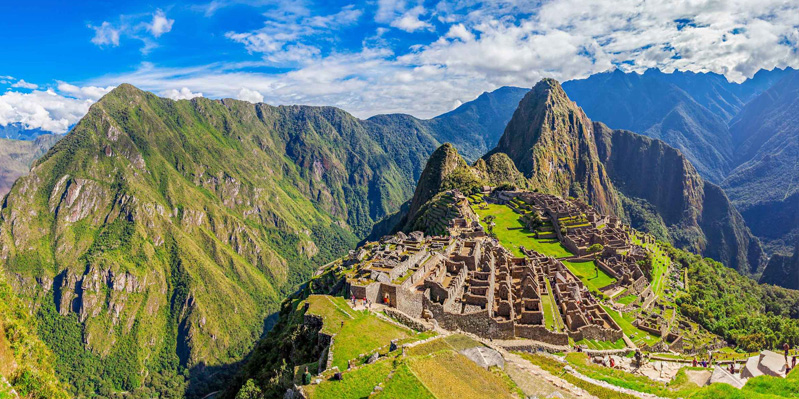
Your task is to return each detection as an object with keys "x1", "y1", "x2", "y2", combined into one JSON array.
[
  {"x1": 372, "y1": 363, "x2": 436, "y2": 399},
  {"x1": 0, "y1": 275, "x2": 69, "y2": 399},
  {"x1": 407, "y1": 351, "x2": 515, "y2": 399},
  {"x1": 563, "y1": 260, "x2": 616, "y2": 292},
  {"x1": 600, "y1": 305, "x2": 660, "y2": 347},
  {"x1": 305, "y1": 295, "x2": 417, "y2": 370},
  {"x1": 517, "y1": 353, "x2": 639, "y2": 399},
  {"x1": 616, "y1": 294, "x2": 637, "y2": 306},
  {"x1": 305, "y1": 357, "x2": 395, "y2": 399},
  {"x1": 474, "y1": 203, "x2": 571, "y2": 258}
]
